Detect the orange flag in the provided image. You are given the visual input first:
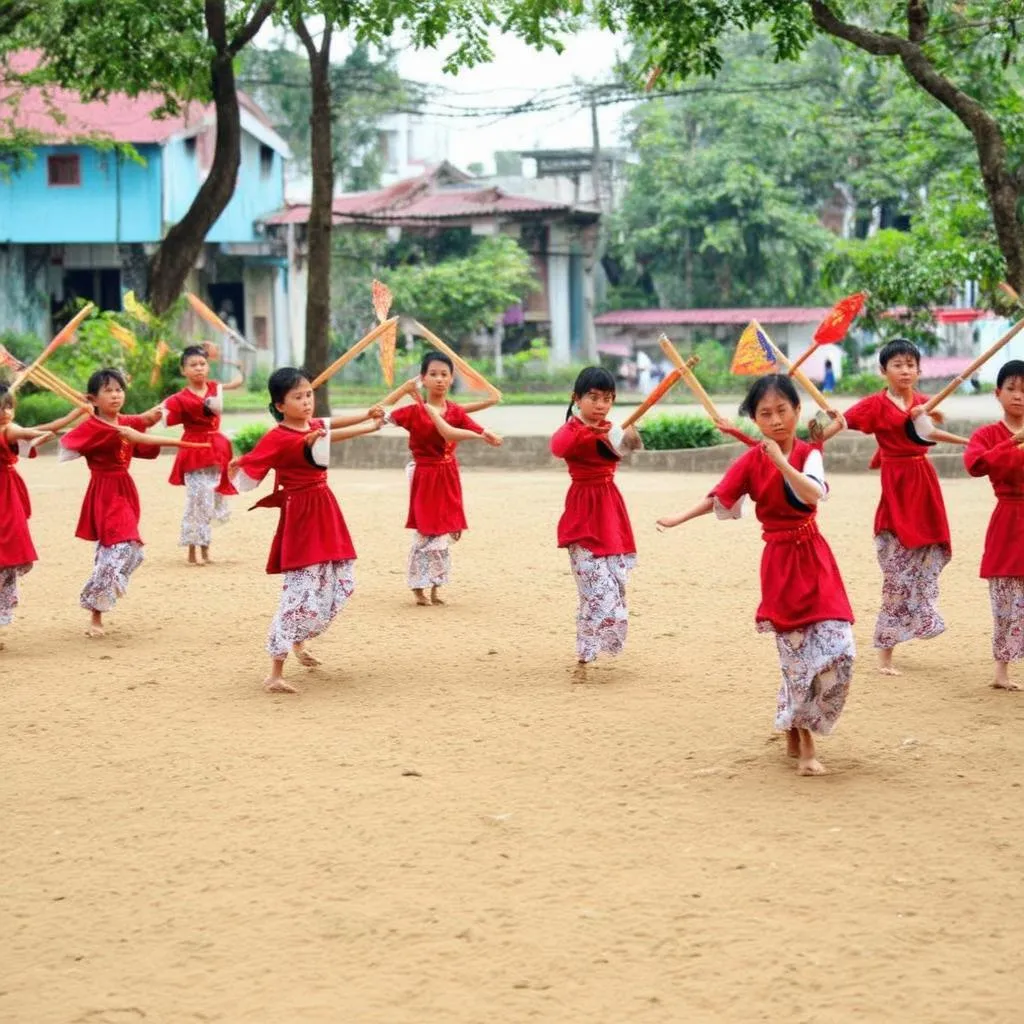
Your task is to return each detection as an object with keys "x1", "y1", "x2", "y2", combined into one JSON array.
[
  {"x1": 814, "y1": 292, "x2": 867, "y2": 344},
  {"x1": 150, "y1": 340, "x2": 171, "y2": 386},
  {"x1": 730, "y1": 321, "x2": 778, "y2": 376}
]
